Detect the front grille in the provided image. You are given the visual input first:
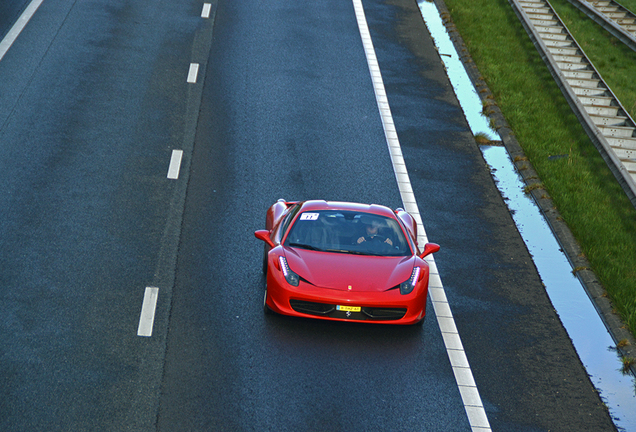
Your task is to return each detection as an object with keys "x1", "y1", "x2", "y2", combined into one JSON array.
[
  {"x1": 289, "y1": 299, "x2": 406, "y2": 321},
  {"x1": 289, "y1": 300, "x2": 334, "y2": 315},
  {"x1": 362, "y1": 307, "x2": 407, "y2": 320}
]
